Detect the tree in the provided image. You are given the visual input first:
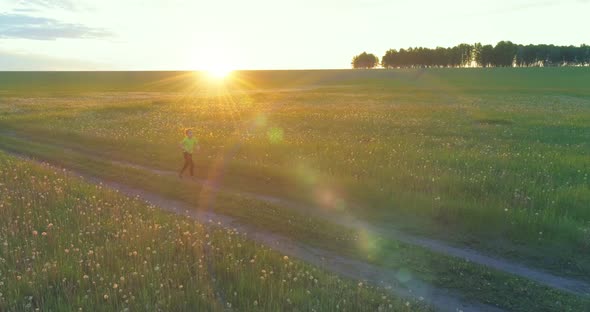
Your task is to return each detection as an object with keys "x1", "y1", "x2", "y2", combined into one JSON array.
[
  {"x1": 492, "y1": 41, "x2": 517, "y2": 67},
  {"x1": 477, "y1": 45, "x2": 494, "y2": 67},
  {"x1": 579, "y1": 44, "x2": 590, "y2": 65},
  {"x1": 381, "y1": 49, "x2": 399, "y2": 68},
  {"x1": 472, "y1": 43, "x2": 482, "y2": 65},
  {"x1": 457, "y1": 43, "x2": 473, "y2": 66},
  {"x1": 521, "y1": 44, "x2": 538, "y2": 66},
  {"x1": 372, "y1": 42, "x2": 588, "y2": 68},
  {"x1": 515, "y1": 45, "x2": 526, "y2": 67},
  {"x1": 547, "y1": 45, "x2": 562, "y2": 66},
  {"x1": 351, "y1": 52, "x2": 379, "y2": 69}
]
